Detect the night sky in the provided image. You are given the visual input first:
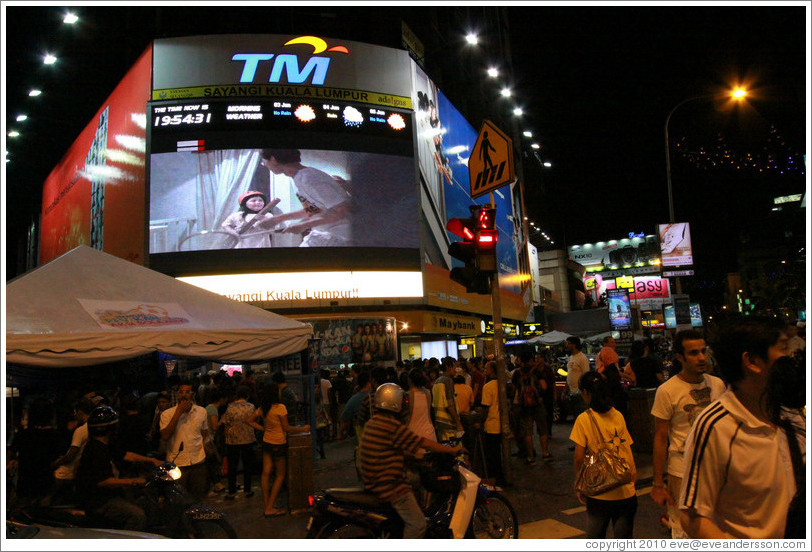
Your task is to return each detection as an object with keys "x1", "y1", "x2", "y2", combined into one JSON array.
[{"x1": 3, "y1": 4, "x2": 808, "y2": 295}]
